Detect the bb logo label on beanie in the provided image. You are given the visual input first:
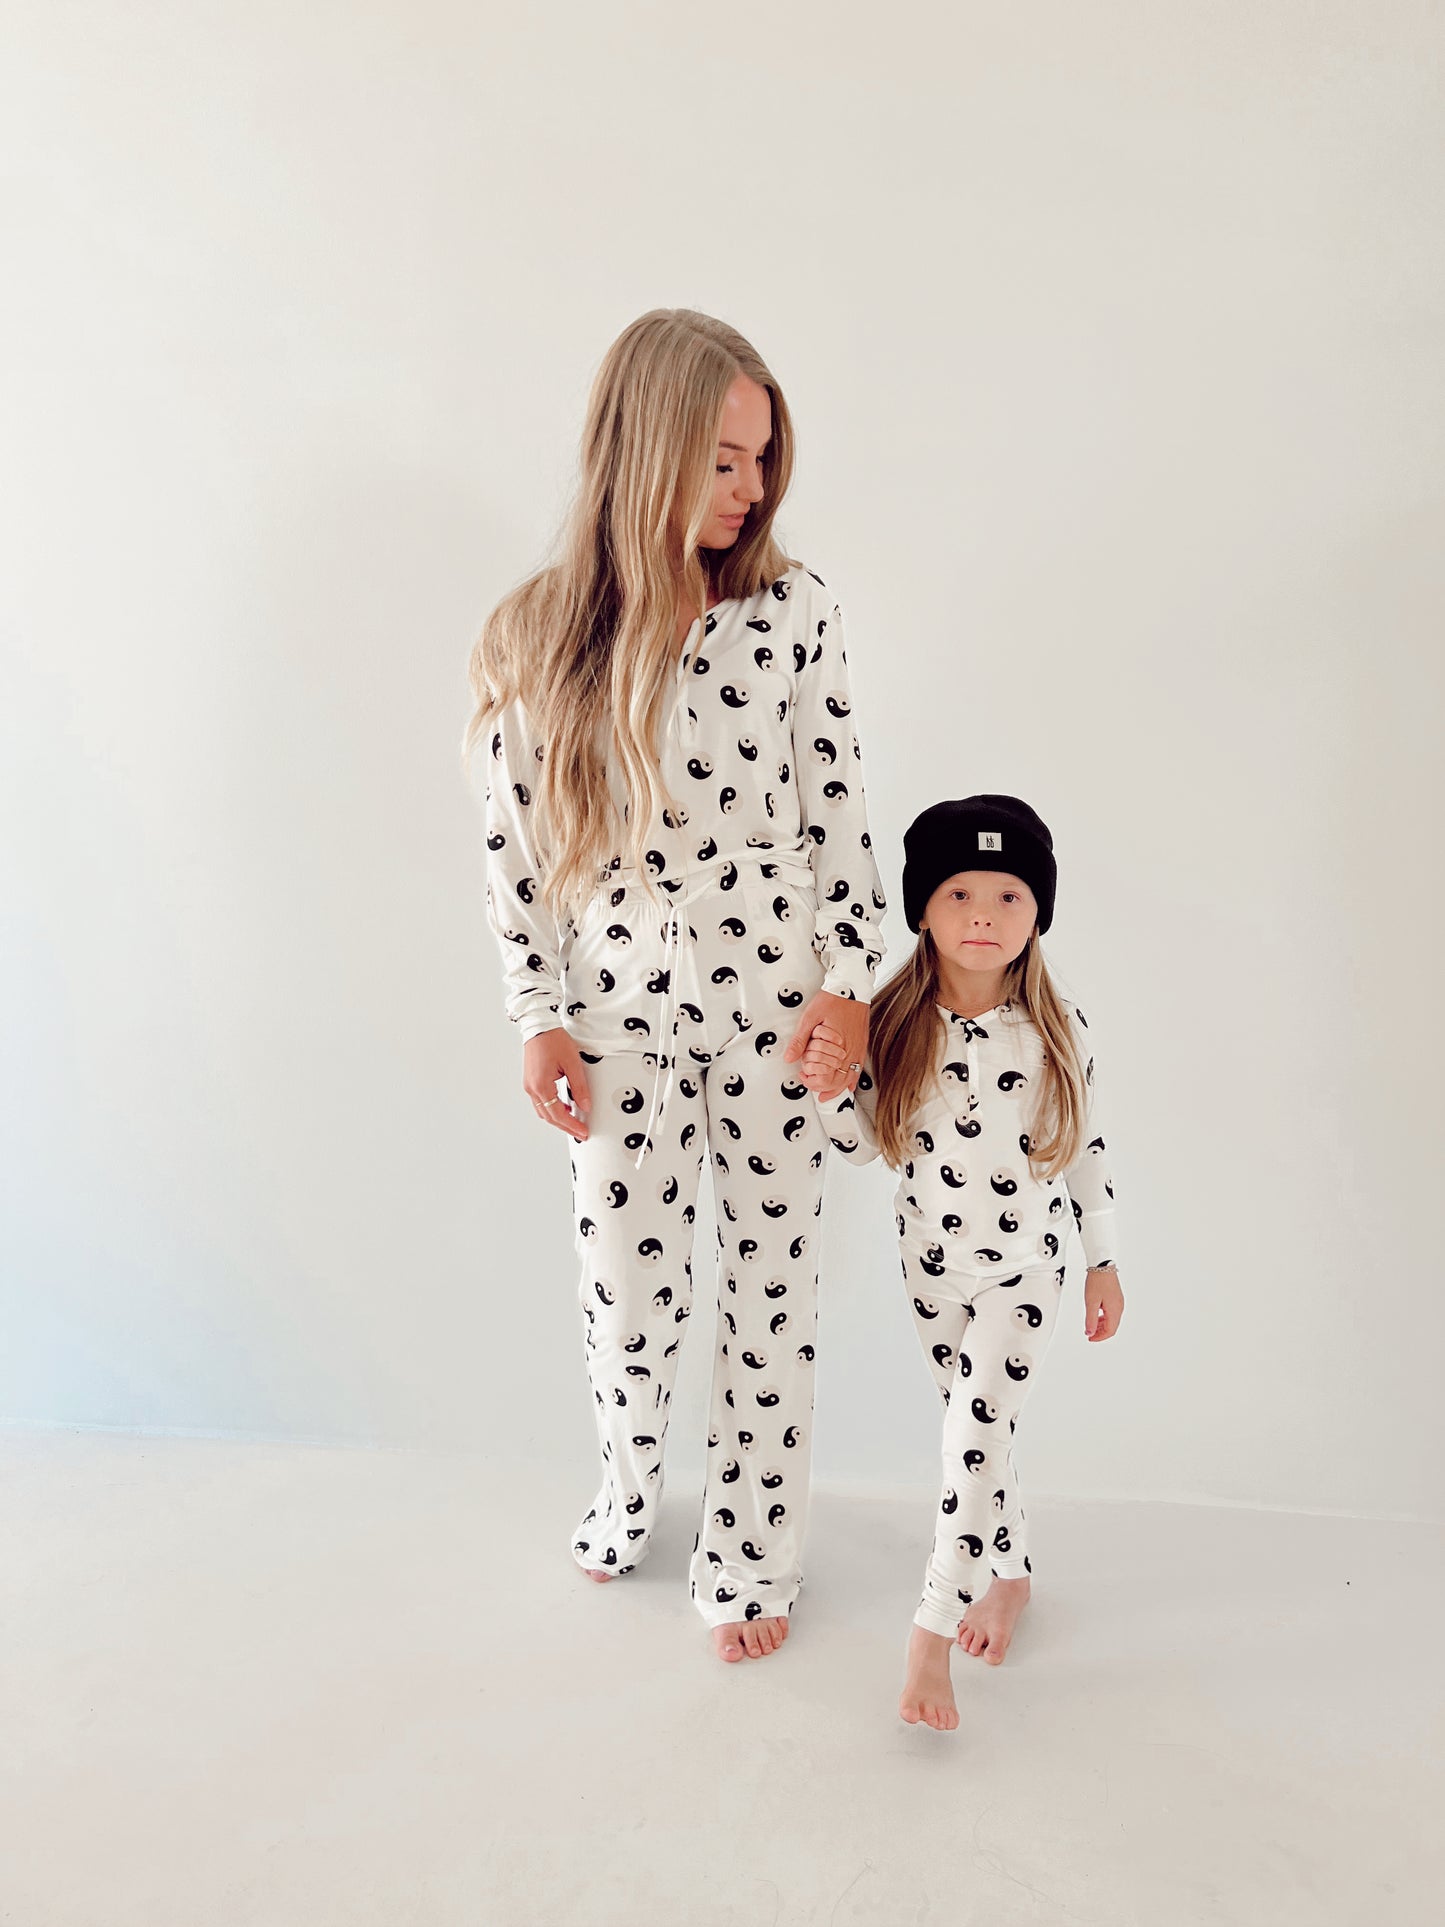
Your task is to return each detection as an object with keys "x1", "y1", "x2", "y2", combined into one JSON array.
[{"x1": 978, "y1": 831, "x2": 1002, "y2": 851}]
